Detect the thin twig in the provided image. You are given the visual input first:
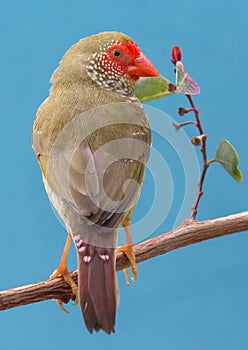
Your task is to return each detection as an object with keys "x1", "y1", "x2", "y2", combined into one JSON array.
[
  {"x1": 185, "y1": 95, "x2": 209, "y2": 219},
  {"x1": 1, "y1": 211, "x2": 248, "y2": 311},
  {"x1": 187, "y1": 95, "x2": 204, "y2": 135}
]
